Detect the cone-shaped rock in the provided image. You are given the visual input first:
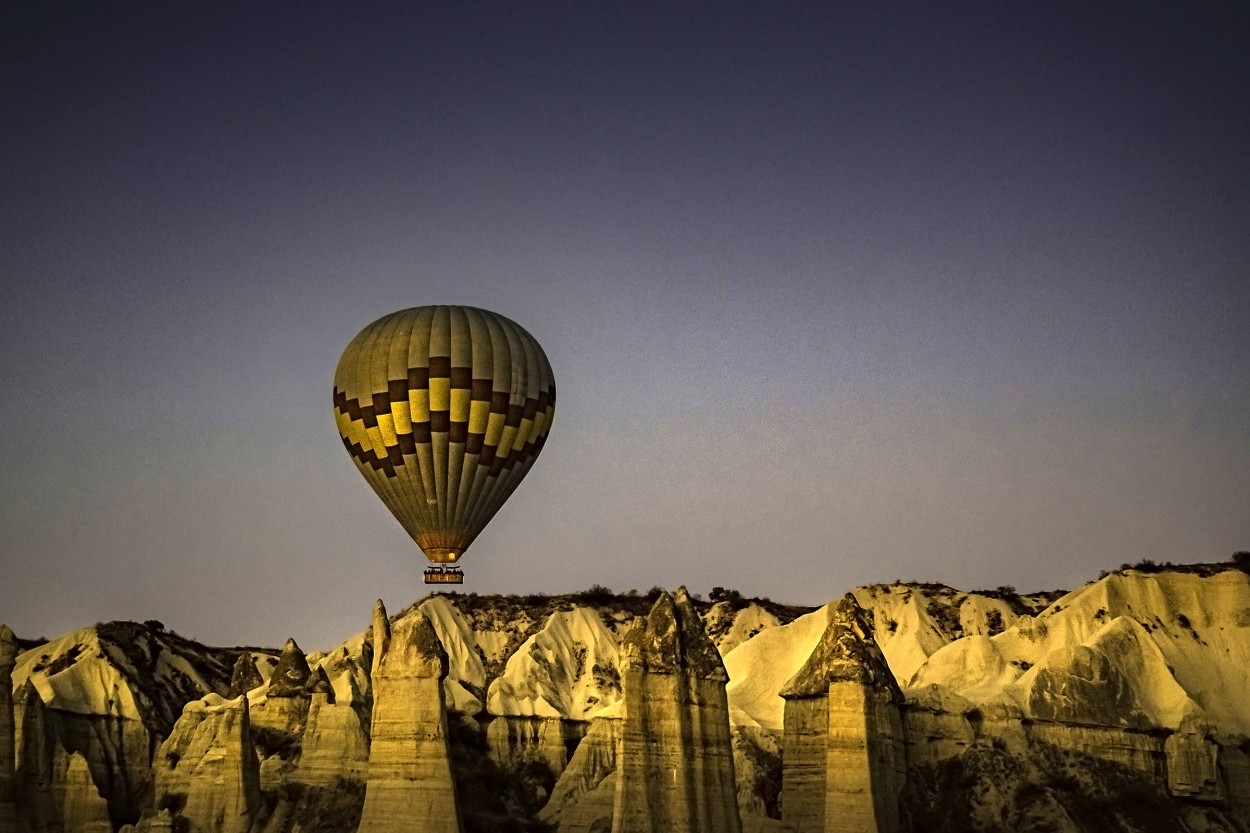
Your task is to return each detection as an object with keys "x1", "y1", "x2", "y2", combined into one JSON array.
[
  {"x1": 780, "y1": 593, "x2": 905, "y2": 833},
  {"x1": 612, "y1": 587, "x2": 741, "y2": 833},
  {"x1": 226, "y1": 653, "x2": 264, "y2": 699},
  {"x1": 303, "y1": 666, "x2": 336, "y2": 703},
  {"x1": 0, "y1": 626, "x2": 17, "y2": 833},
  {"x1": 357, "y1": 611, "x2": 462, "y2": 833},
  {"x1": 267, "y1": 639, "x2": 312, "y2": 698}
]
